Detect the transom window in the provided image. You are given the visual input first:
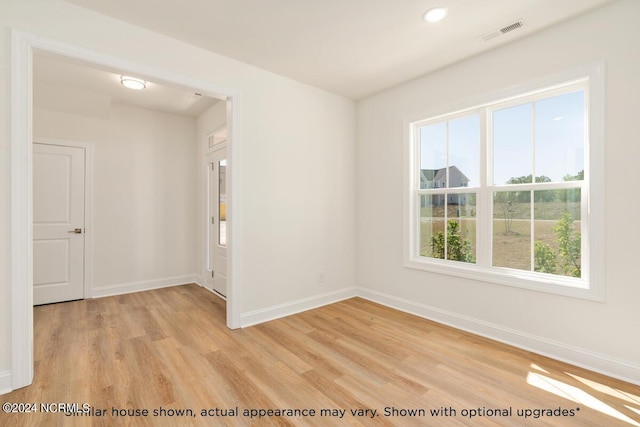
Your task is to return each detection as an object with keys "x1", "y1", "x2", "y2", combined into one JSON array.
[{"x1": 406, "y1": 70, "x2": 604, "y2": 300}]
